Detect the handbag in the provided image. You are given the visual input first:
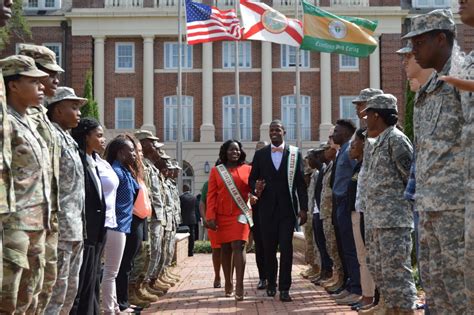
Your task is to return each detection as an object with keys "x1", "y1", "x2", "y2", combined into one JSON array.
[{"x1": 133, "y1": 180, "x2": 152, "y2": 219}]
